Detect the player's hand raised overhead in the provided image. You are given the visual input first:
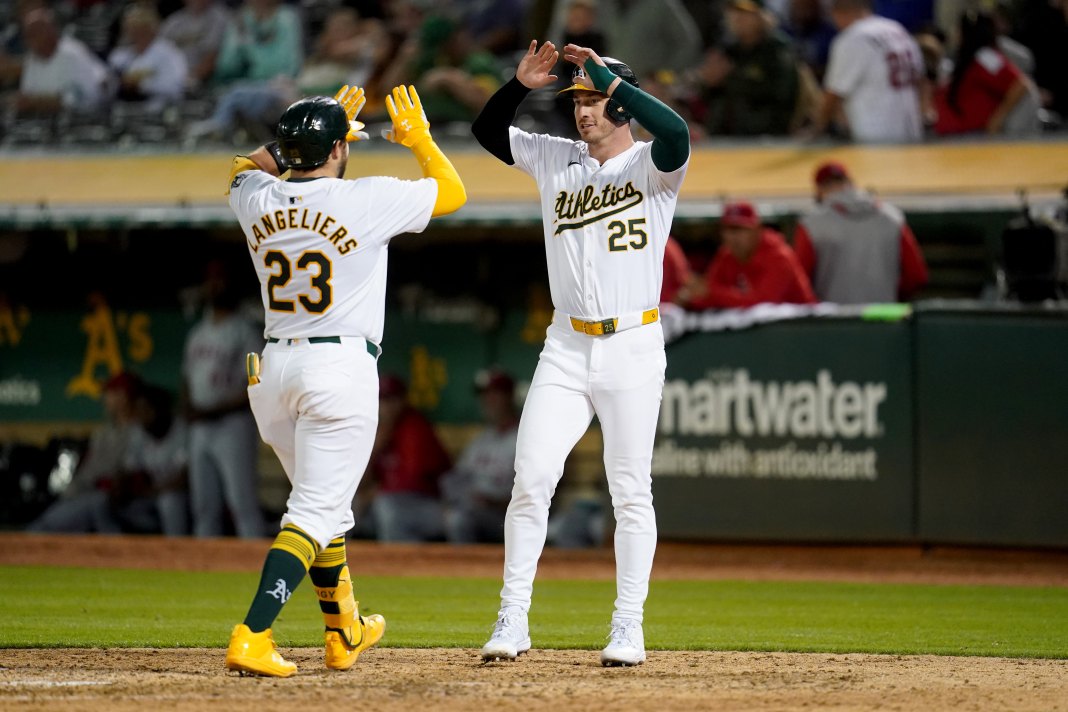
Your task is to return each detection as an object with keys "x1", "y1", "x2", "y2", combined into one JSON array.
[
  {"x1": 516, "y1": 40, "x2": 559, "y2": 90},
  {"x1": 383, "y1": 84, "x2": 431, "y2": 147},
  {"x1": 333, "y1": 84, "x2": 369, "y2": 142},
  {"x1": 562, "y1": 44, "x2": 605, "y2": 70}
]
